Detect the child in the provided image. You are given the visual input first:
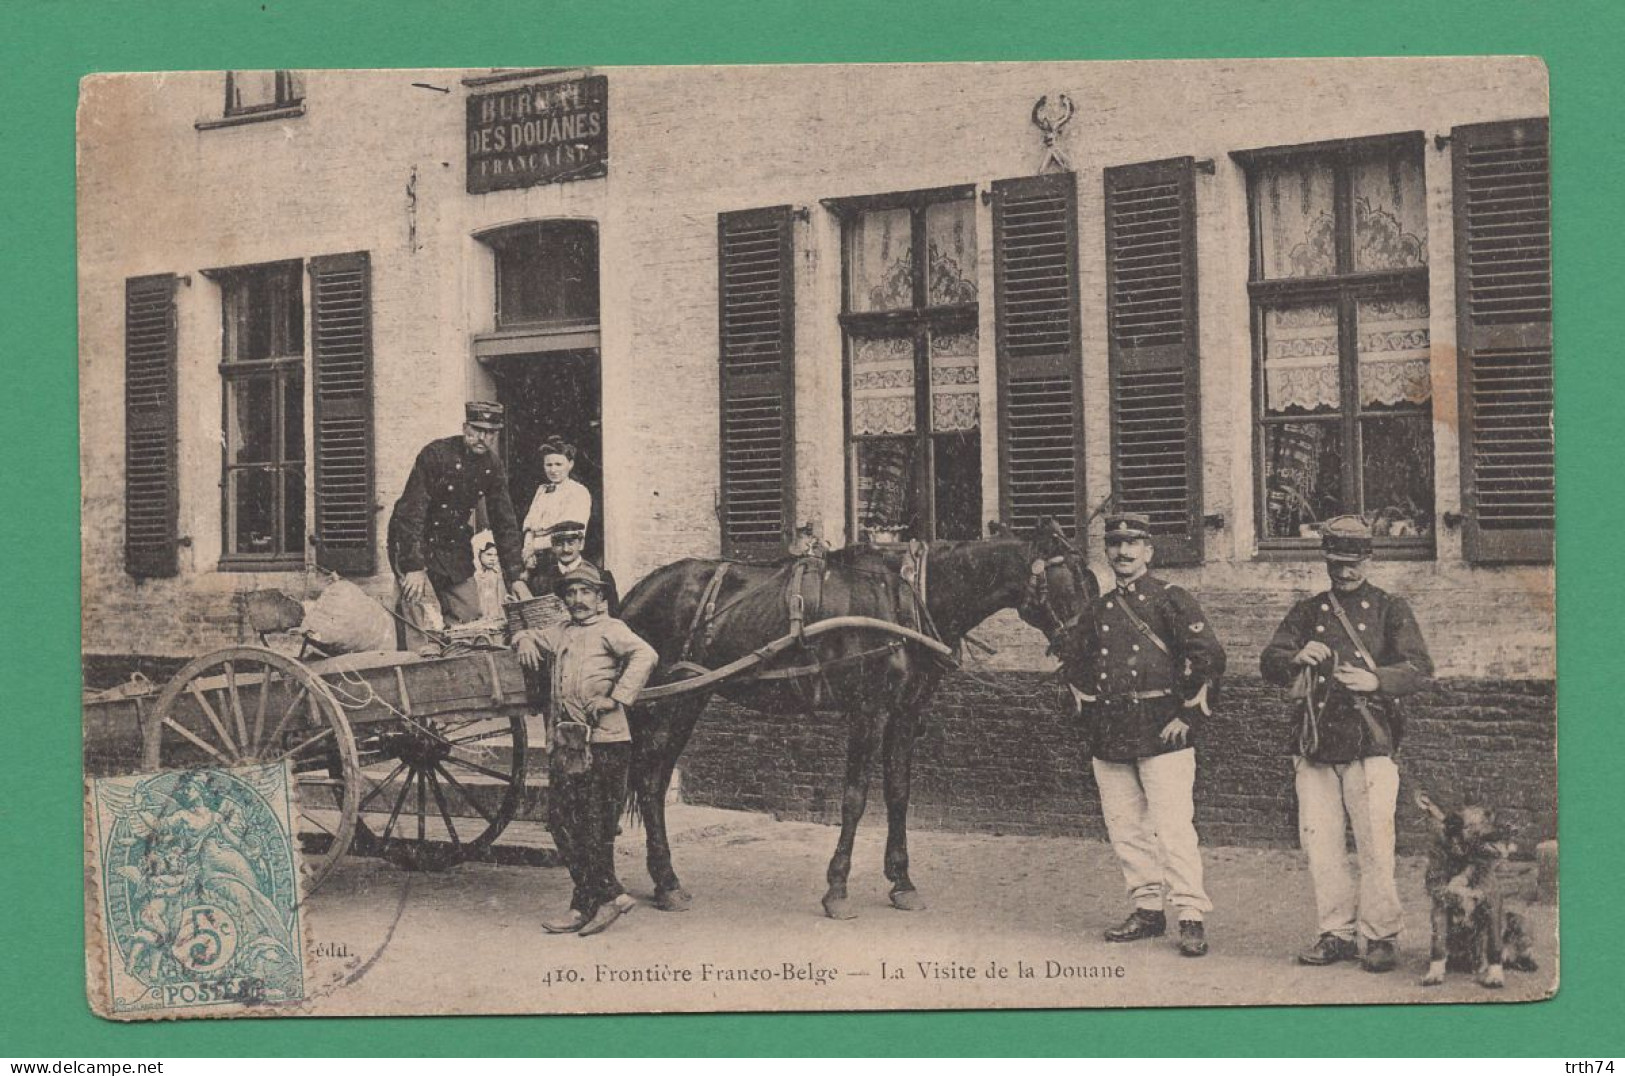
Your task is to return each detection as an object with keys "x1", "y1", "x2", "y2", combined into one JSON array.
[
  {"x1": 515, "y1": 562, "x2": 658, "y2": 937},
  {"x1": 474, "y1": 540, "x2": 505, "y2": 621}
]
